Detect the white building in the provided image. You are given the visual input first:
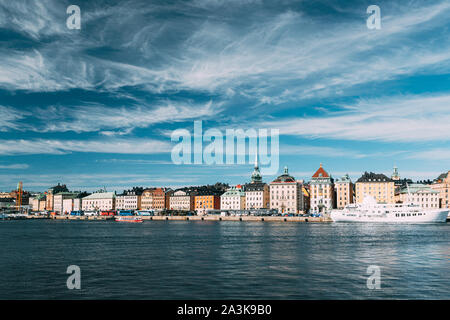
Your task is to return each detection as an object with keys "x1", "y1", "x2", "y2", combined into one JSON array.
[
  {"x1": 400, "y1": 184, "x2": 440, "y2": 209},
  {"x1": 245, "y1": 183, "x2": 269, "y2": 209},
  {"x1": 170, "y1": 190, "x2": 196, "y2": 211},
  {"x1": 310, "y1": 164, "x2": 335, "y2": 213},
  {"x1": 82, "y1": 191, "x2": 116, "y2": 211},
  {"x1": 62, "y1": 198, "x2": 74, "y2": 214},
  {"x1": 270, "y1": 167, "x2": 307, "y2": 214},
  {"x1": 73, "y1": 198, "x2": 82, "y2": 211},
  {"x1": 116, "y1": 192, "x2": 141, "y2": 210},
  {"x1": 53, "y1": 192, "x2": 79, "y2": 214},
  {"x1": 220, "y1": 187, "x2": 246, "y2": 210}
]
